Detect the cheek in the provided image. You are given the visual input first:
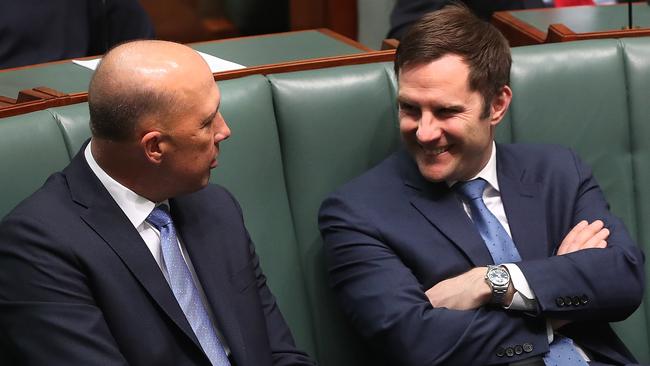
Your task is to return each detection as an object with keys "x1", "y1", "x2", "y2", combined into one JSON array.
[{"x1": 399, "y1": 119, "x2": 418, "y2": 138}]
